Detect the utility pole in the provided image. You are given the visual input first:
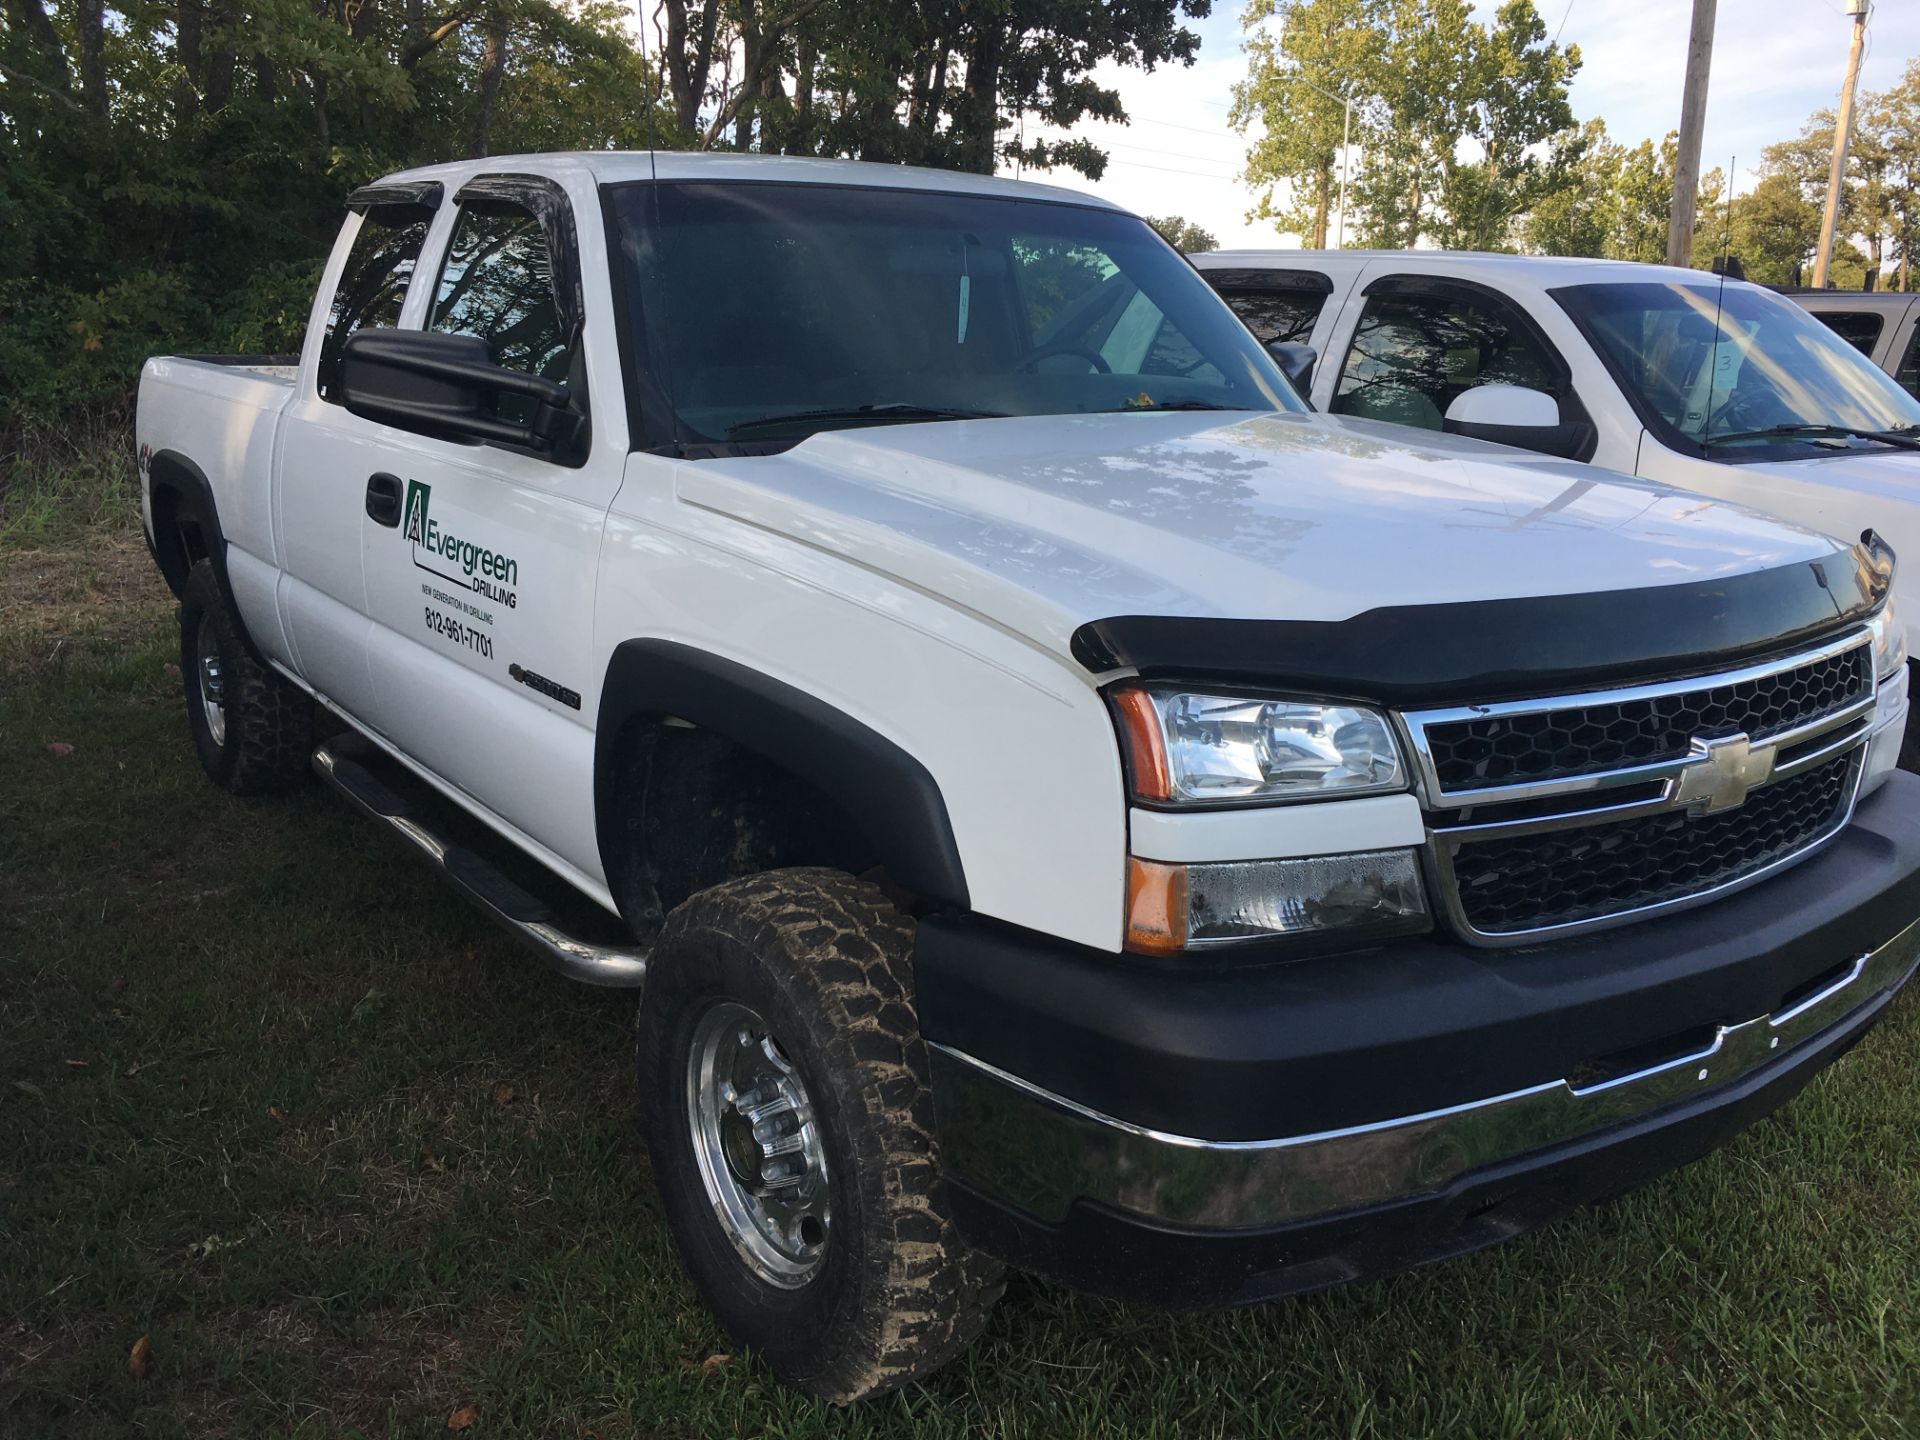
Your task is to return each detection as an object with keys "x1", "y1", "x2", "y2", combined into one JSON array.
[
  {"x1": 1666, "y1": 0, "x2": 1717, "y2": 267},
  {"x1": 1812, "y1": 0, "x2": 1871, "y2": 290},
  {"x1": 1335, "y1": 96, "x2": 1352, "y2": 249}
]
